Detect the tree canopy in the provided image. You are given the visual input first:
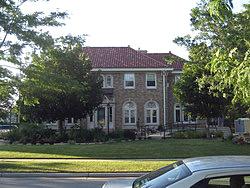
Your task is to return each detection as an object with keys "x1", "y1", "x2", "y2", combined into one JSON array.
[
  {"x1": 20, "y1": 36, "x2": 103, "y2": 124},
  {"x1": 174, "y1": 0, "x2": 250, "y2": 119},
  {"x1": 0, "y1": 0, "x2": 67, "y2": 64},
  {"x1": 0, "y1": 0, "x2": 68, "y2": 120}
]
